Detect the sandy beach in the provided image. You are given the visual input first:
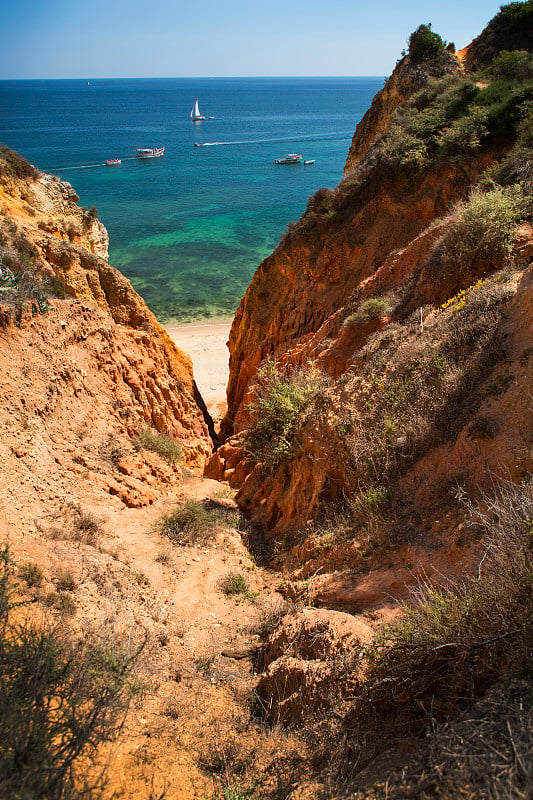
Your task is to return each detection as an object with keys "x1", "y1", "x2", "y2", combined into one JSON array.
[{"x1": 166, "y1": 319, "x2": 232, "y2": 422}]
